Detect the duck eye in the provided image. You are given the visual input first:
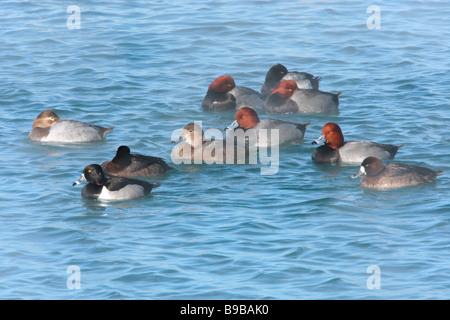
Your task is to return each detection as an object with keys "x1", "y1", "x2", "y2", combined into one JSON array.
[{"x1": 88, "y1": 169, "x2": 92, "y2": 173}]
